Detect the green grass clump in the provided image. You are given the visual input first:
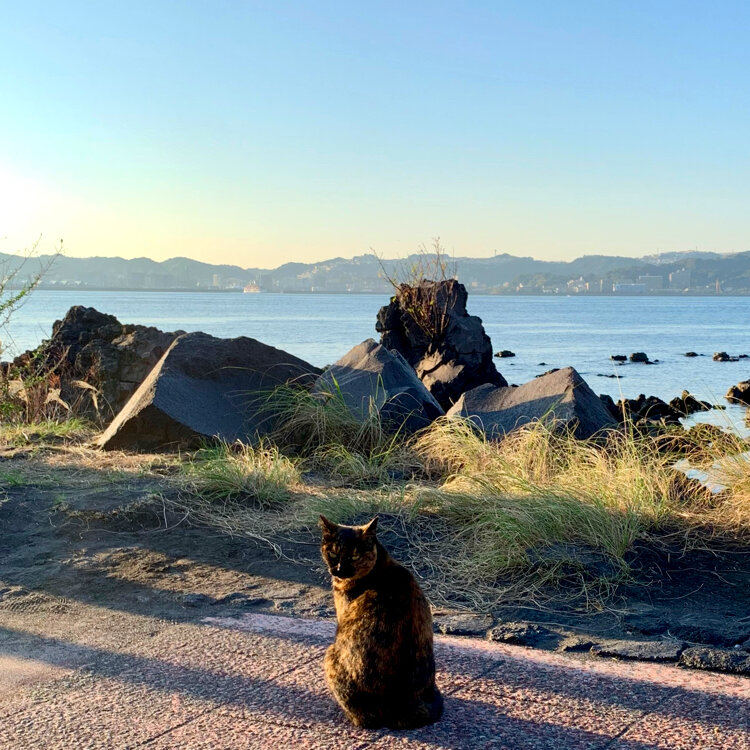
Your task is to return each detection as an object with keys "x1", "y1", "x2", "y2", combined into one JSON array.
[
  {"x1": 180, "y1": 441, "x2": 300, "y2": 509},
  {"x1": 264, "y1": 382, "x2": 393, "y2": 456}
]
